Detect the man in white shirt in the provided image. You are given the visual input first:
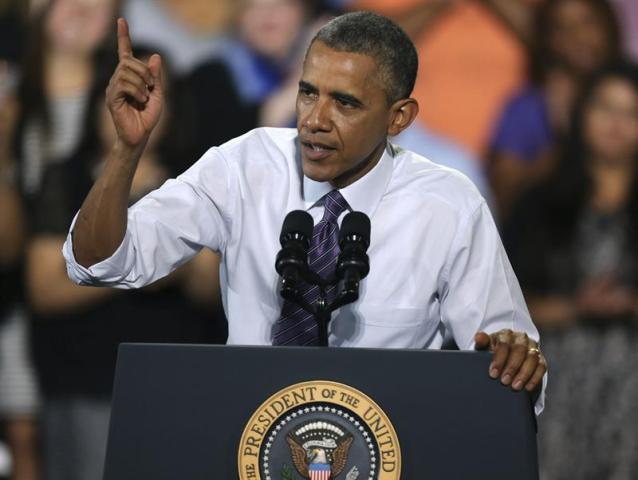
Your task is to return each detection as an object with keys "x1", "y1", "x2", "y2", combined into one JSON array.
[{"x1": 64, "y1": 12, "x2": 547, "y2": 412}]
